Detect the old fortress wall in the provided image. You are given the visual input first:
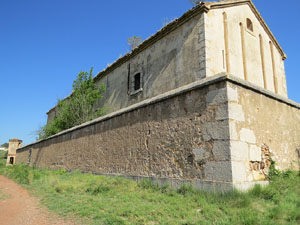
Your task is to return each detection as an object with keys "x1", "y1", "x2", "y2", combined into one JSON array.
[
  {"x1": 17, "y1": 1, "x2": 300, "y2": 191},
  {"x1": 16, "y1": 75, "x2": 300, "y2": 191}
]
